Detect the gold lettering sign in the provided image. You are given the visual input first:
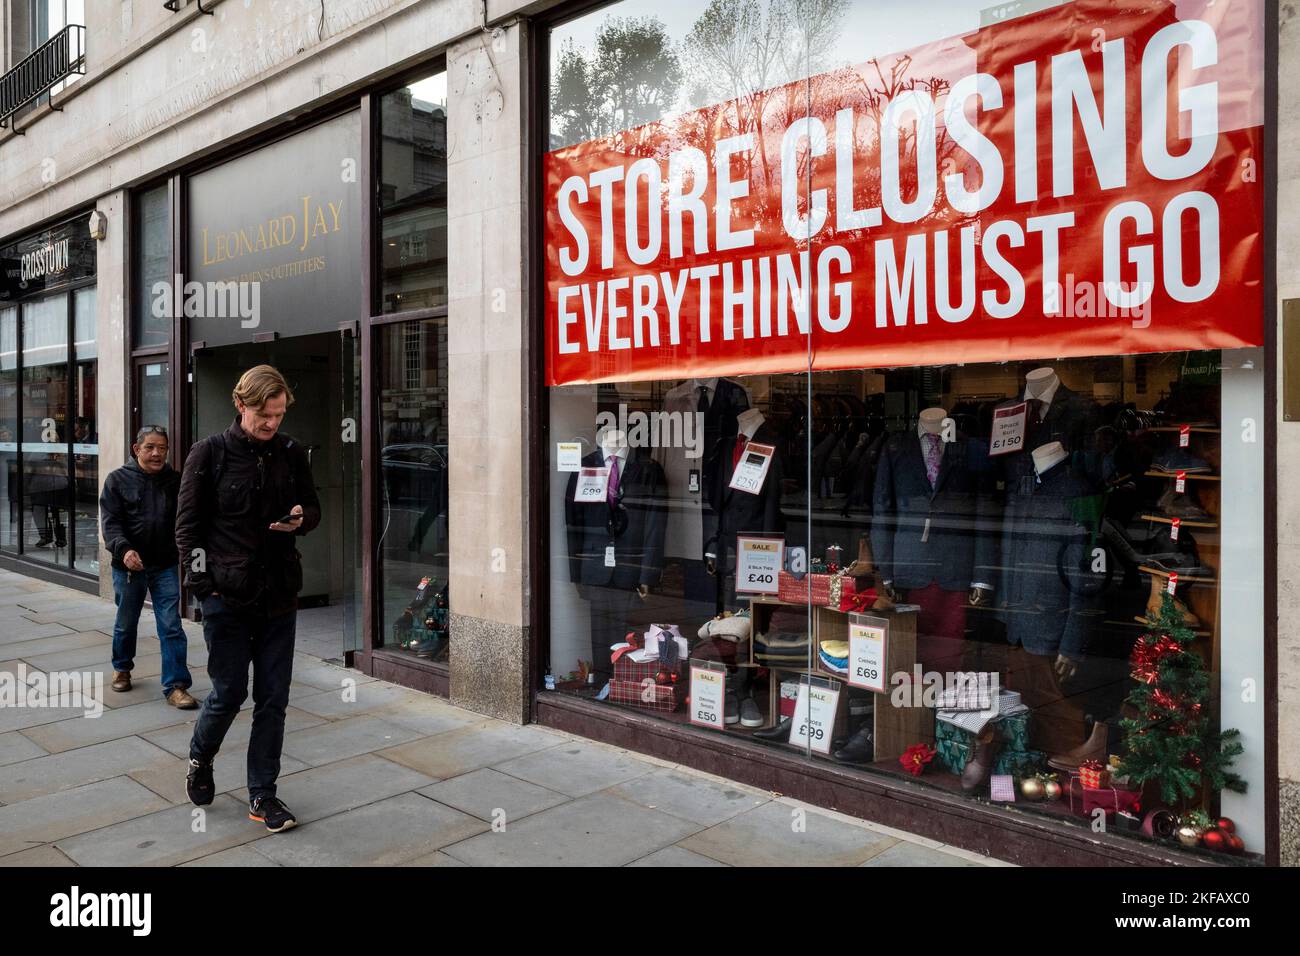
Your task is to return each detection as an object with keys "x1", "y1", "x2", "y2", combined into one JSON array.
[{"x1": 200, "y1": 195, "x2": 345, "y2": 266}]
